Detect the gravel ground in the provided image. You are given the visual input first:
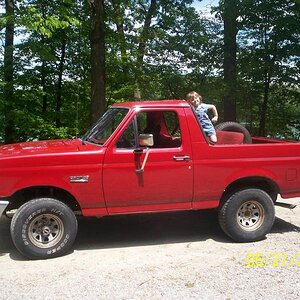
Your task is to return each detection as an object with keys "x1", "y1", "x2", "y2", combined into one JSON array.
[{"x1": 0, "y1": 197, "x2": 300, "y2": 300}]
